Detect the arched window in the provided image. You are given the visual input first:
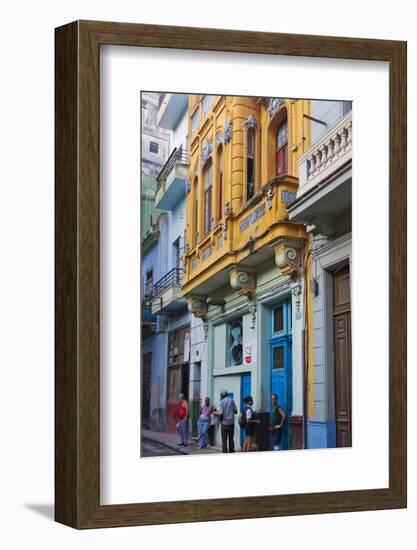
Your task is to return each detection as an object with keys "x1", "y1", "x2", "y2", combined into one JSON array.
[
  {"x1": 217, "y1": 146, "x2": 223, "y2": 222},
  {"x1": 204, "y1": 159, "x2": 213, "y2": 235},
  {"x1": 276, "y1": 118, "x2": 288, "y2": 177},
  {"x1": 246, "y1": 128, "x2": 255, "y2": 200},
  {"x1": 193, "y1": 177, "x2": 199, "y2": 246}
]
